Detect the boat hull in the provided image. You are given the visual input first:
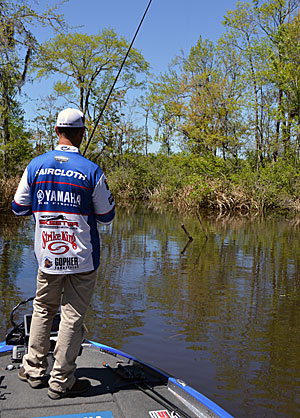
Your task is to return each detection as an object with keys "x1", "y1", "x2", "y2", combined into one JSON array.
[{"x1": 0, "y1": 340, "x2": 233, "y2": 418}]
